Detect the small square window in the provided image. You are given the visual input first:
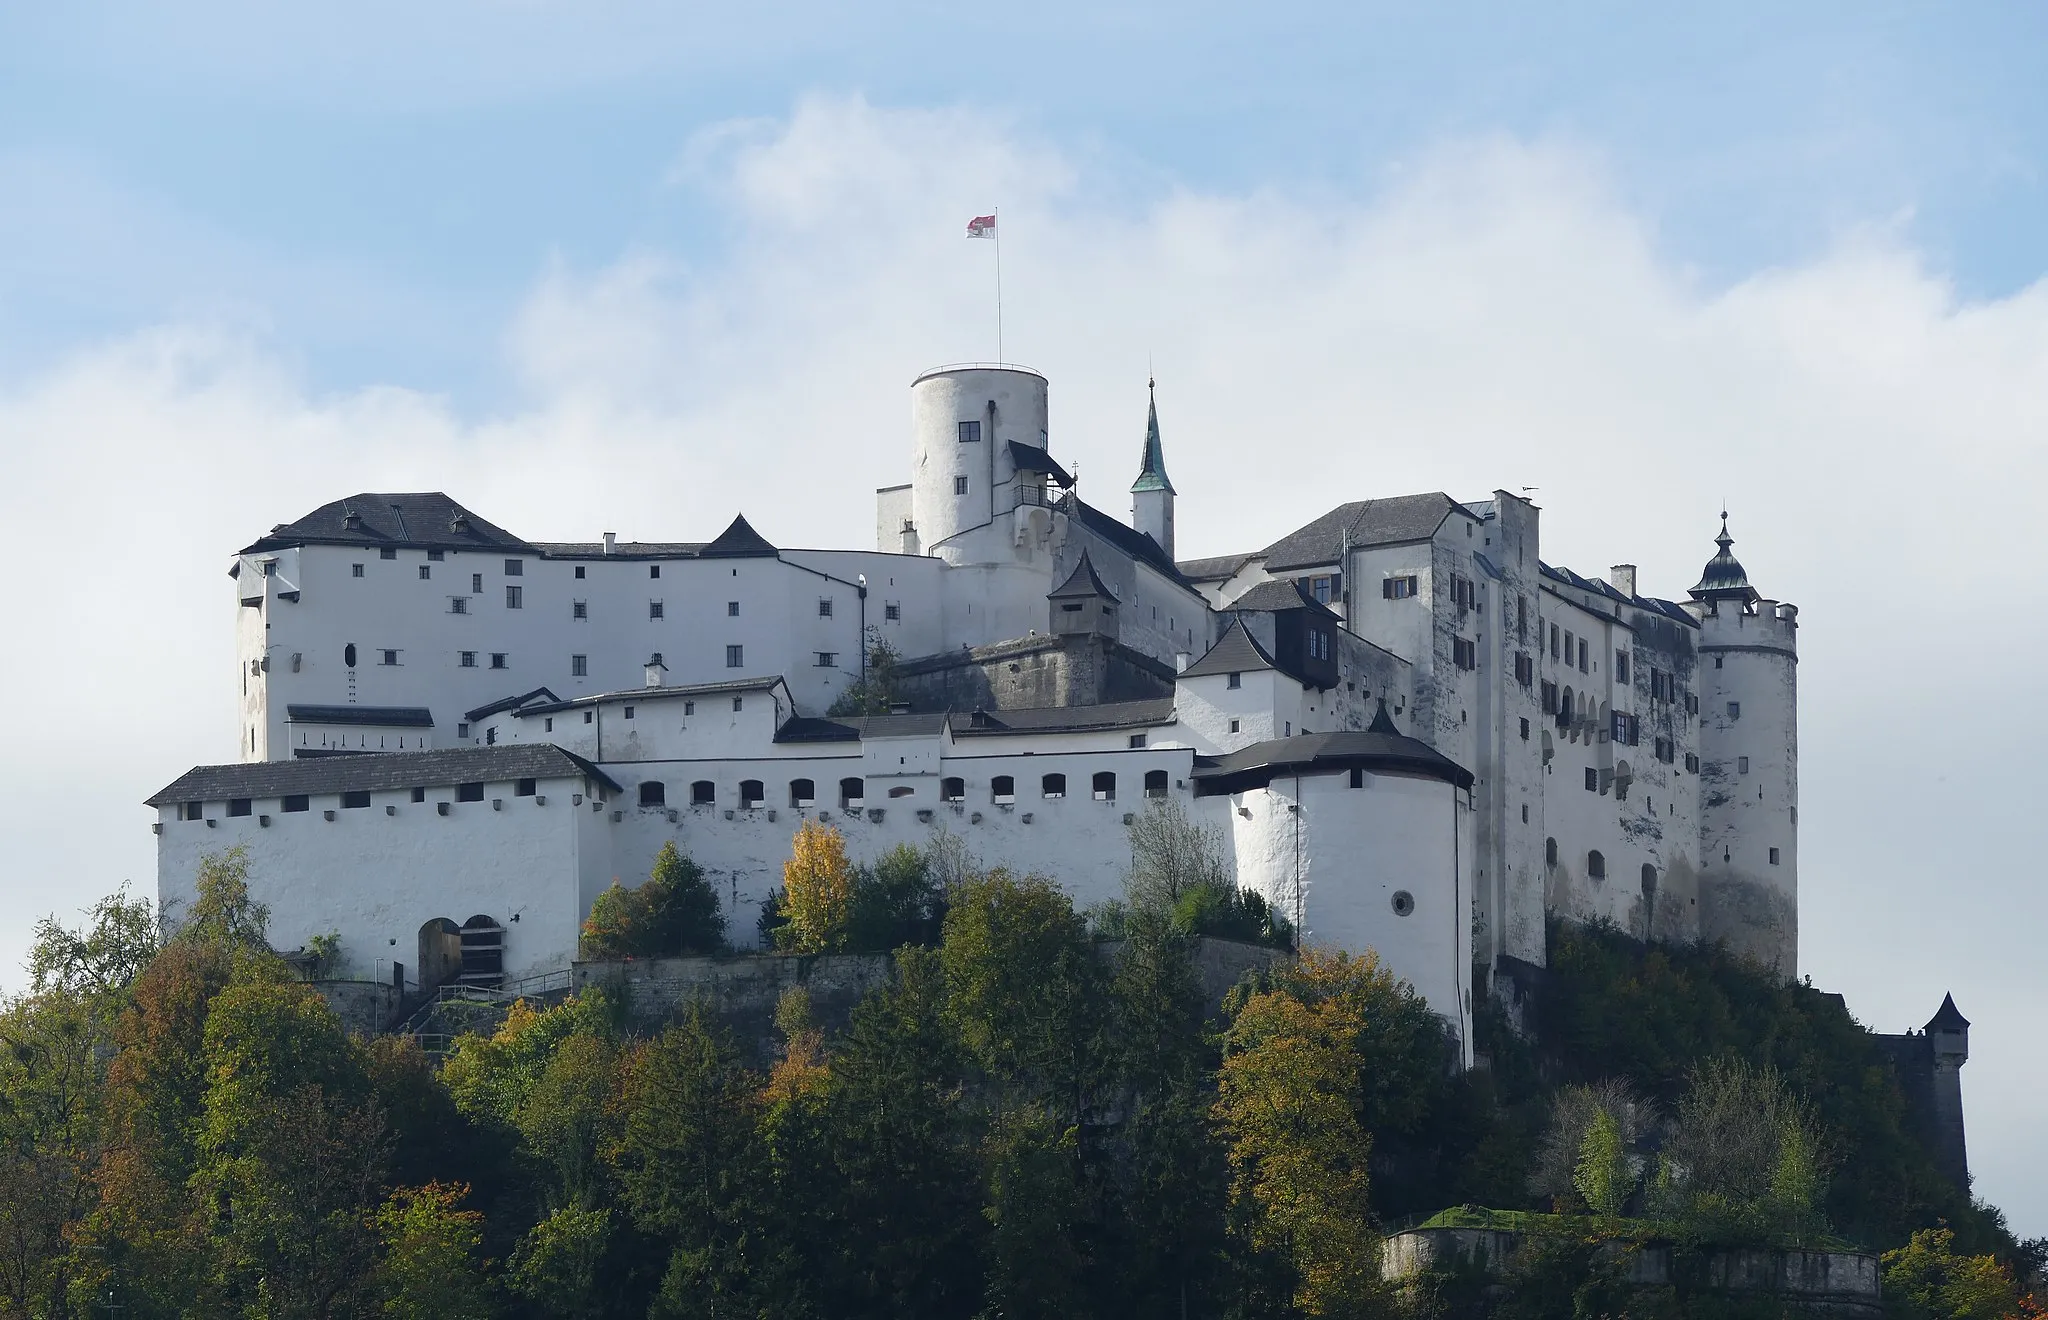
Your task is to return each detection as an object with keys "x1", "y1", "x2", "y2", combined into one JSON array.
[
  {"x1": 1738, "y1": 756, "x2": 1750, "y2": 774},
  {"x1": 427, "y1": 550, "x2": 444, "y2": 561},
  {"x1": 380, "y1": 548, "x2": 396, "y2": 561},
  {"x1": 573, "y1": 600, "x2": 587, "y2": 619},
  {"x1": 1769, "y1": 847, "x2": 1781, "y2": 865},
  {"x1": 1727, "y1": 701, "x2": 1741, "y2": 719},
  {"x1": 649, "y1": 565, "x2": 660, "y2": 579},
  {"x1": 1227, "y1": 672, "x2": 1241, "y2": 689},
  {"x1": 515, "y1": 778, "x2": 536, "y2": 796},
  {"x1": 506, "y1": 585, "x2": 523, "y2": 609},
  {"x1": 341, "y1": 791, "x2": 370, "y2": 809},
  {"x1": 815, "y1": 652, "x2": 837, "y2": 667},
  {"x1": 726, "y1": 644, "x2": 744, "y2": 668},
  {"x1": 1128, "y1": 733, "x2": 1147, "y2": 748},
  {"x1": 457, "y1": 722, "x2": 470, "y2": 738},
  {"x1": 649, "y1": 600, "x2": 664, "y2": 620},
  {"x1": 352, "y1": 563, "x2": 365, "y2": 578},
  {"x1": 503, "y1": 559, "x2": 523, "y2": 576},
  {"x1": 818, "y1": 598, "x2": 833, "y2": 618},
  {"x1": 459, "y1": 651, "x2": 476, "y2": 668},
  {"x1": 282, "y1": 794, "x2": 309, "y2": 813},
  {"x1": 380, "y1": 649, "x2": 399, "y2": 666},
  {"x1": 954, "y1": 476, "x2": 968, "y2": 495},
  {"x1": 958, "y1": 420, "x2": 981, "y2": 443},
  {"x1": 727, "y1": 601, "x2": 740, "y2": 617},
  {"x1": 574, "y1": 565, "x2": 586, "y2": 579},
  {"x1": 583, "y1": 711, "x2": 593, "y2": 724},
  {"x1": 228, "y1": 798, "x2": 252, "y2": 817},
  {"x1": 732, "y1": 696, "x2": 744, "y2": 712},
  {"x1": 884, "y1": 602, "x2": 901, "y2": 621},
  {"x1": 418, "y1": 564, "x2": 432, "y2": 580},
  {"x1": 572, "y1": 654, "x2": 588, "y2": 677},
  {"x1": 490, "y1": 653, "x2": 507, "y2": 670},
  {"x1": 410, "y1": 787, "x2": 426, "y2": 803},
  {"x1": 1228, "y1": 718, "x2": 1241, "y2": 733},
  {"x1": 683, "y1": 700, "x2": 695, "y2": 716},
  {"x1": 449, "y1": 597, "x2": 468, "y2": 615},
  {"x1": 624, "y1": 706, "x2": 635, "y2": 720},
  {"x1": 1584, "y1": 768, "x2": 1598, "y2": 792}
]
